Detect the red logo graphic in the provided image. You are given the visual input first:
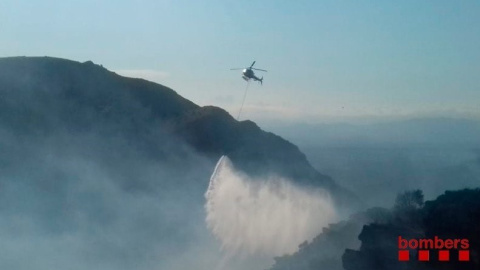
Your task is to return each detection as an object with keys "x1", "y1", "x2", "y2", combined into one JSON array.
[{"x1": 398, "y1": 236, "x2": 470, "y2": 262}]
